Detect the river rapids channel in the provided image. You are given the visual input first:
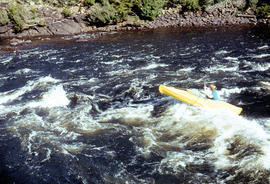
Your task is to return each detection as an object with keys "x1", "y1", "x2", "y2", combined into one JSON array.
[{"x1": 0, "y1": 26, "x2": 270, "y2": 184}]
